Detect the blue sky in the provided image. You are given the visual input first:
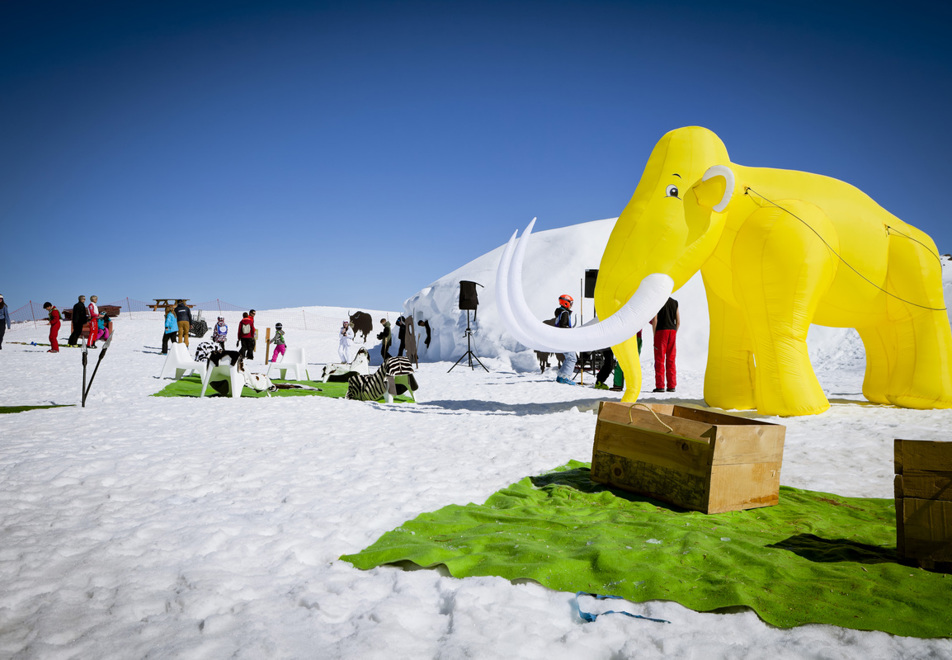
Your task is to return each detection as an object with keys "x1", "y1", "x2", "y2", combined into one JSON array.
[{"x1": 2, "y1": 0, "x2": 950, "y2": 312}]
